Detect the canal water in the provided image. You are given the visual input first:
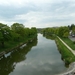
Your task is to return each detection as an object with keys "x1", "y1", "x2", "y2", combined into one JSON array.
[{"x1": 0, "y1": 34, "x2": 67, "y2": 75}]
